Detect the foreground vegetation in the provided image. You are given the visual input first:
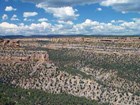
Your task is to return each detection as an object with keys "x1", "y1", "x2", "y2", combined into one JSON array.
[{"x1": 0, "y1": 83, "x2": 107, "y2": 105}]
